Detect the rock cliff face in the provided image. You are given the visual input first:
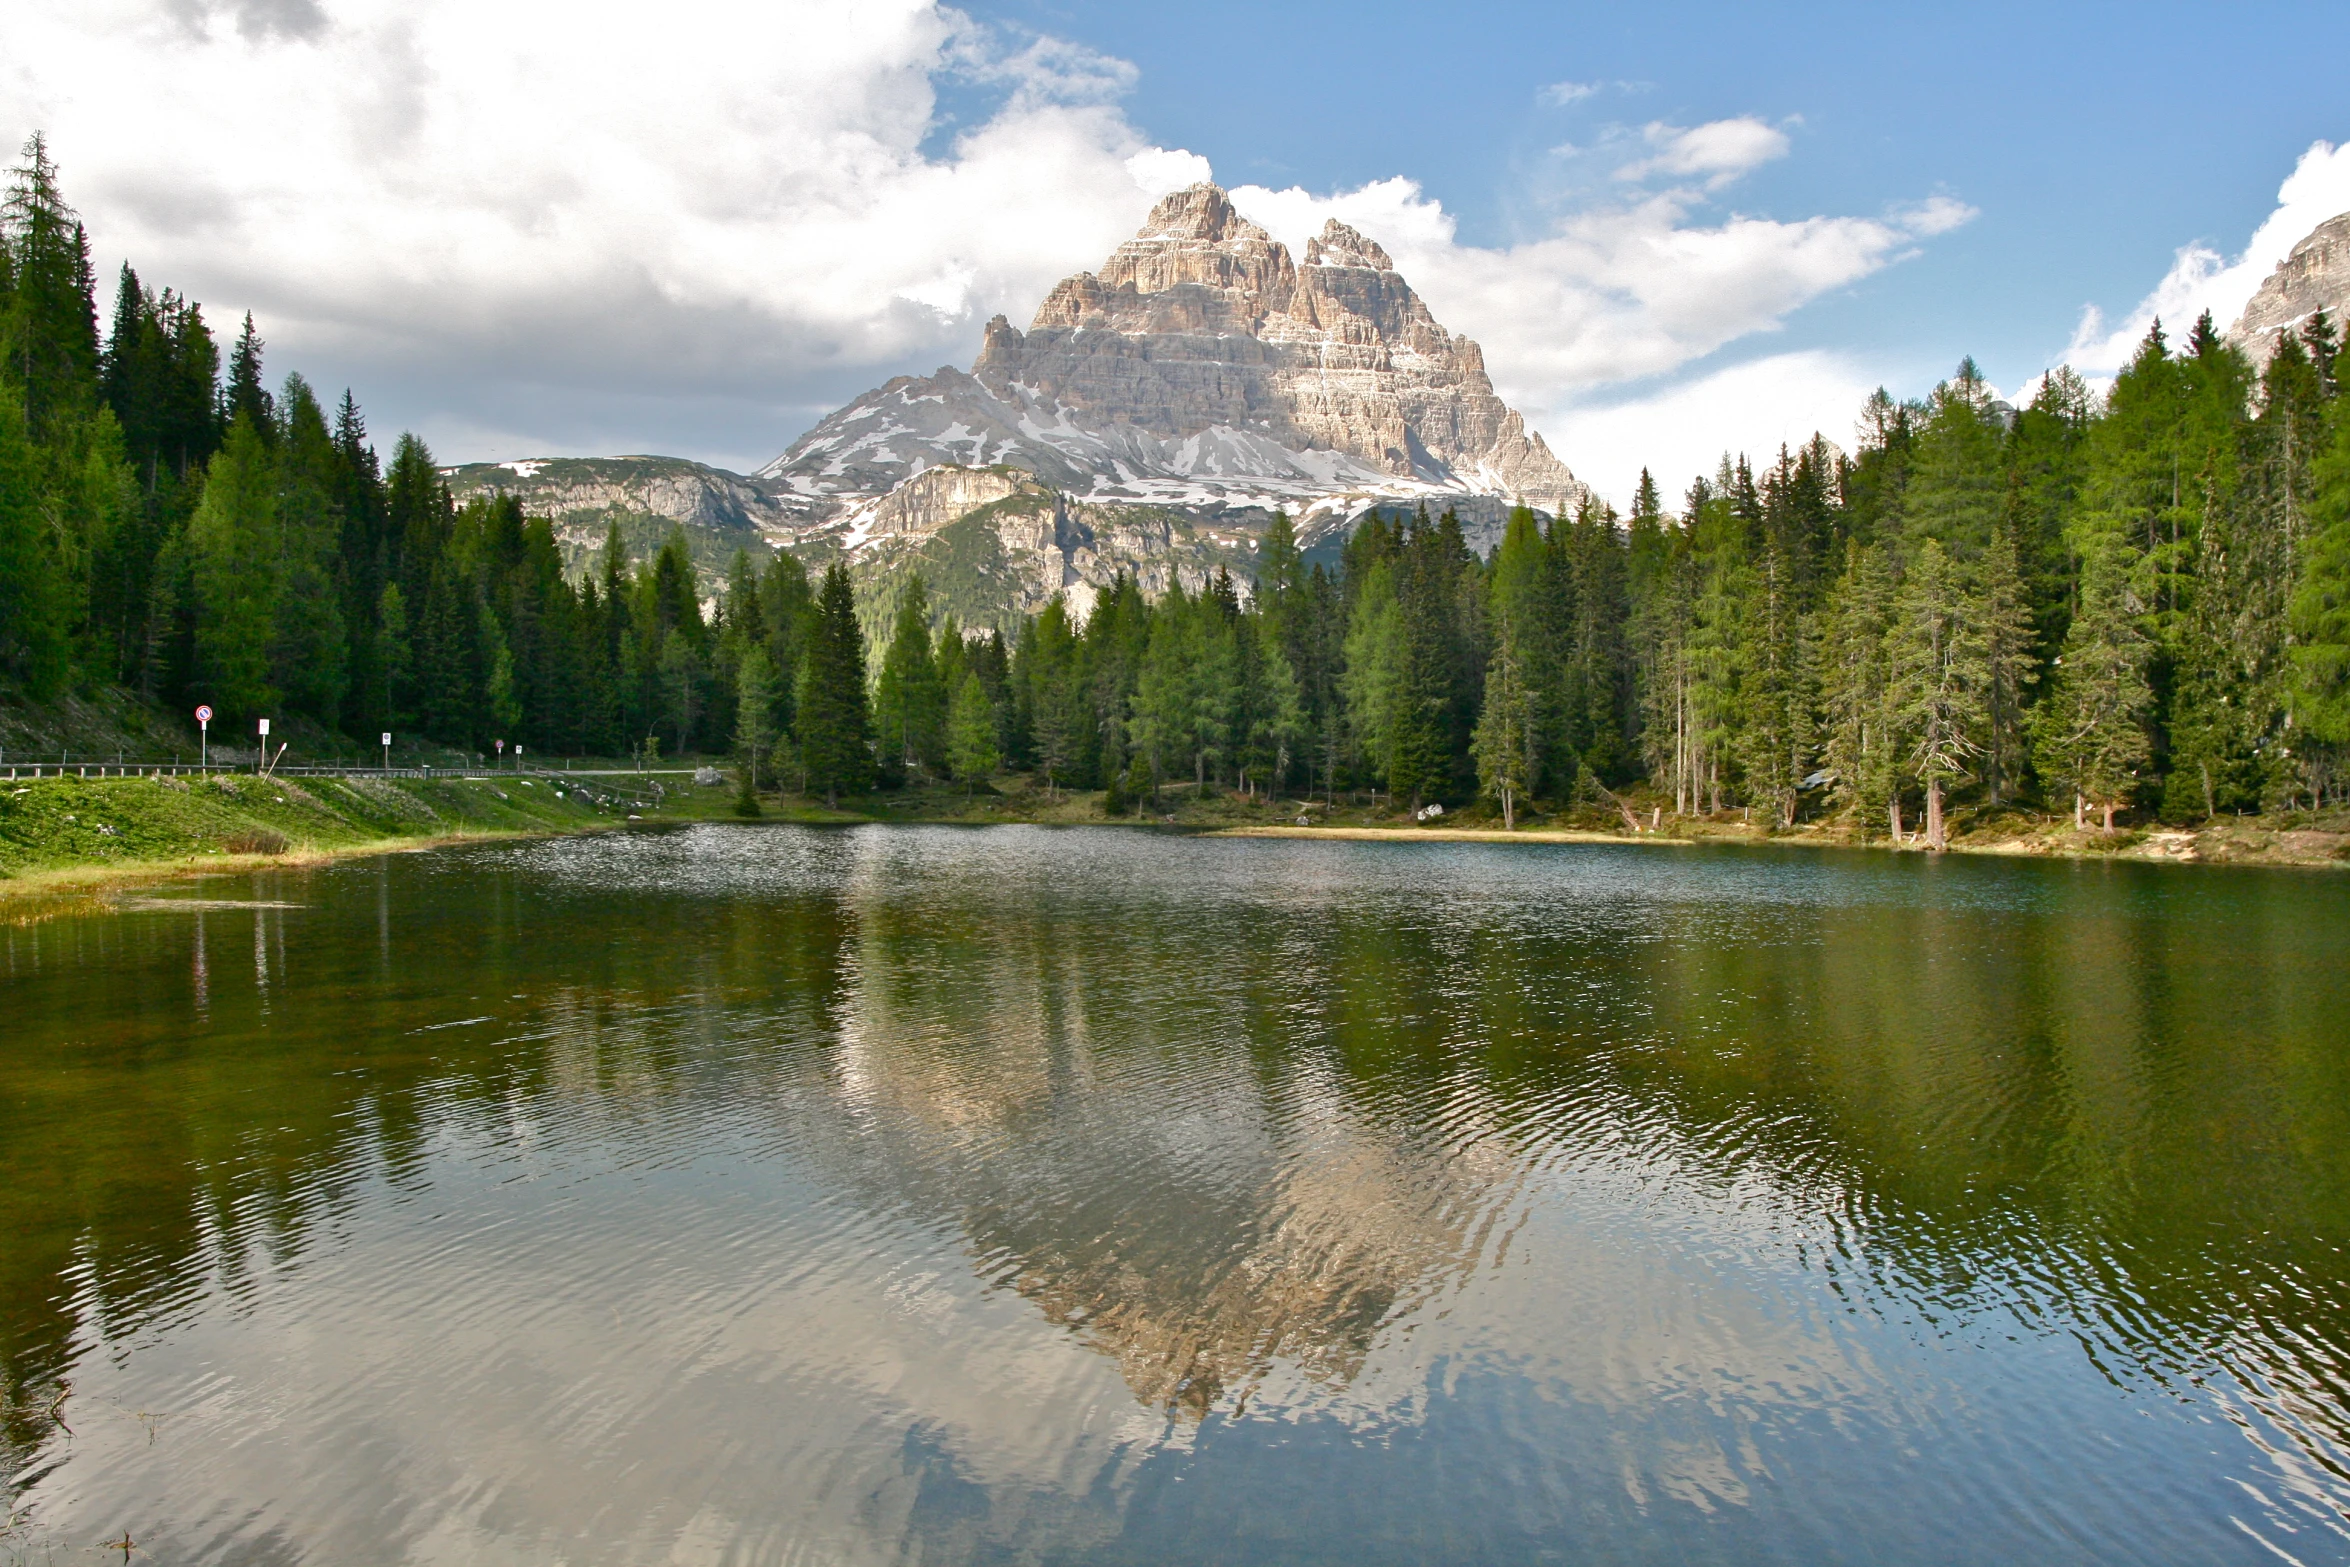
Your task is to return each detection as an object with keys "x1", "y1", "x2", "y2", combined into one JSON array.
[
  {"x1": 440, "y1": 455, "x2": 818, "y2": 580},
  {"x1": 764, "y1": 183, "x2": 1585, "y2": 526},
  {"x1": 2230, "y1": 211, "x2": 2350, "y2": 362}
]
